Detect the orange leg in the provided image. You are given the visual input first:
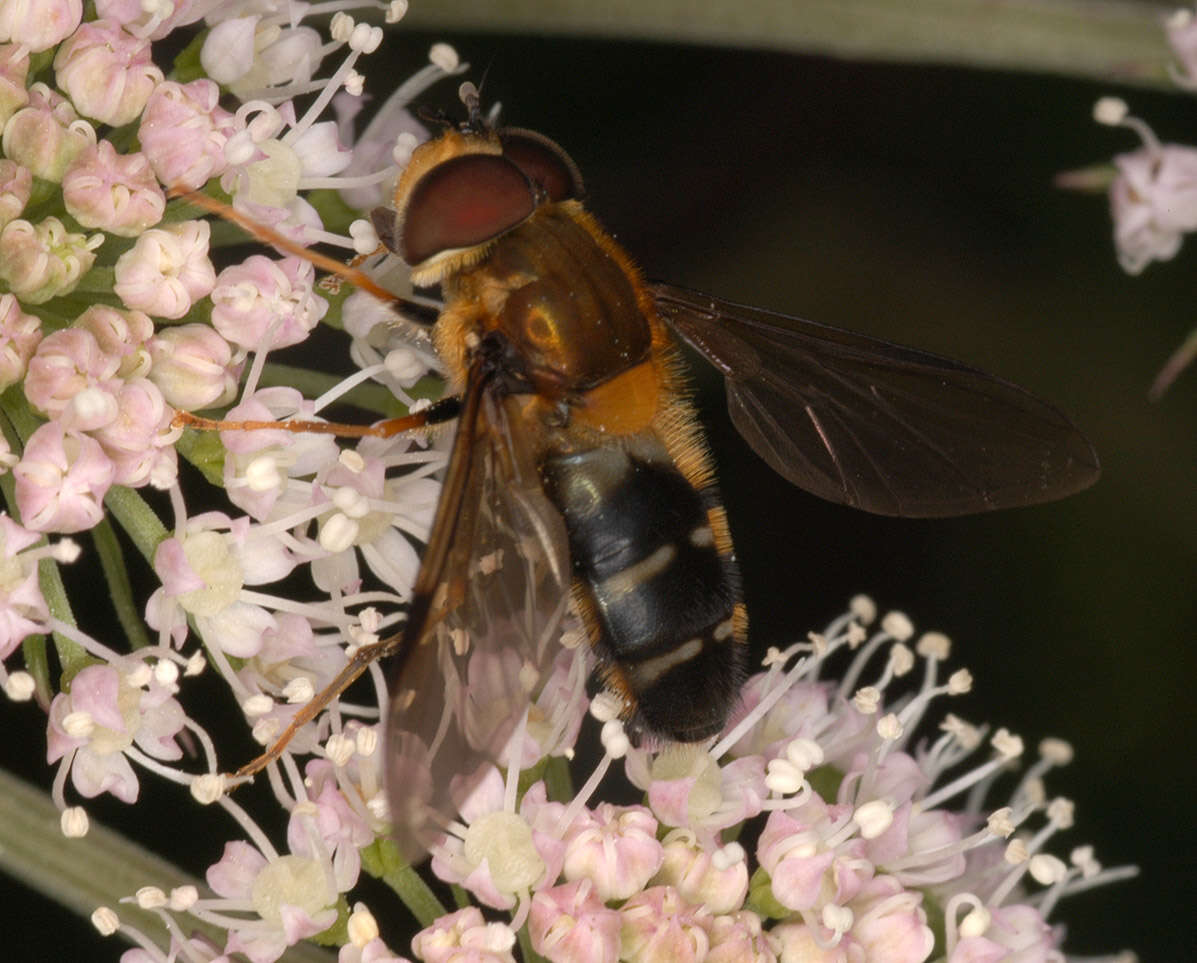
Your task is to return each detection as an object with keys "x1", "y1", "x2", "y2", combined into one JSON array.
[
  {"x1": 176, "y1": 398, "x2": 462, "y2": 778},
  {"x1": 236, "y1": 633, "x2": 402, "y2": 778},
  {"x1": 175, "y1": 400, "x2": 462, "y2": 781},
  {"x1": 172, "y1": 396, "x2": 462, "y2": 438}
]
